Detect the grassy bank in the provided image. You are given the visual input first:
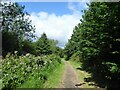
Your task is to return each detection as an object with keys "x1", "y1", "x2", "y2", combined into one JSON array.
[
  {"x1": 20, "y1": 59, "x2": 65, "y2": 88},
  {"x1": 43, "y1": 61, "x2": 65, "y2": 88},
  {"x1": 69, "y1": 60, "x2": 97, "y2": 88}
]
